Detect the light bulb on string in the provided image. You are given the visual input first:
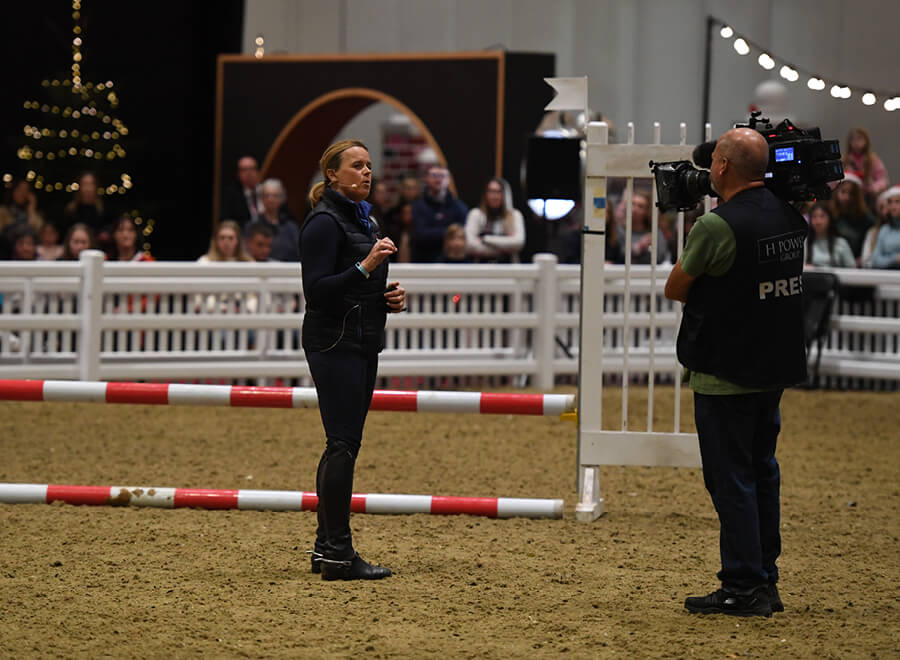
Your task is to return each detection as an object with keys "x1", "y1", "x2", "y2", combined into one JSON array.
[
  {"x1": 779, "y1": 65, "x2": 799, "y2": 82},
  {"x1": 807, "y1": 77, "x2": 825, "y2": 91},
  {"x1": 733, "y1": 38, "x2": 749, "y2": 55},
  {"x1": 861, "y1": 92, "x2": 876, "y2": 106},
  {"x1": 757, "y1": 53, "x2": 775, "y2": 70},
  {"x1": 884, "y1": 97, "x2": 898, "y2": 112},
  {"x1": 720, "y1": 25, "x2": 734, "y2": 38}
]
